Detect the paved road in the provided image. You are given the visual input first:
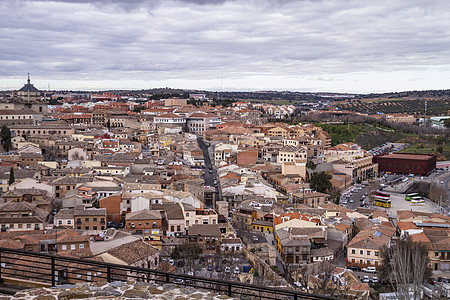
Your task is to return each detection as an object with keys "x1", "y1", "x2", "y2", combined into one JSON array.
[
  {"x1": 341, "y1": 181, "x2": 379, "y2": 210},
  {"x1": 197, "y1": 137, "x2": 221, "y2": 203}
]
